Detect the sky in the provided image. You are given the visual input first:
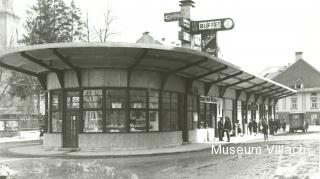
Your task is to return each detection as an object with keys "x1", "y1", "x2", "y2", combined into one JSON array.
[{"x1": 12, "y1": 0, "x2": 320, "y2": 75}]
